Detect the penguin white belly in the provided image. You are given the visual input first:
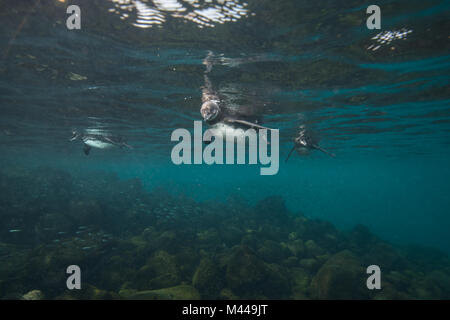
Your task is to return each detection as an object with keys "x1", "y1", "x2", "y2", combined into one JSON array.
[
  {"x1": 83, "y1": 138, "x2": 113, "y2": 149},
  {"x1": 208, "y1": 123, "x2": 247, "y2": 141}
]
